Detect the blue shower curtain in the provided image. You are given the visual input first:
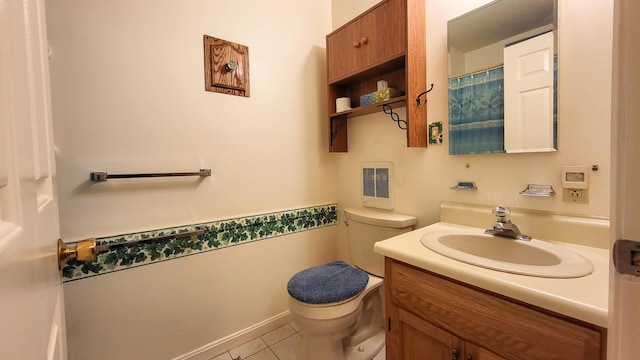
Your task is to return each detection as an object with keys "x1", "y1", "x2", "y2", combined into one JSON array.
[{"x1": 449, "y1": 66, "x2": 506, "y2": 155}]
